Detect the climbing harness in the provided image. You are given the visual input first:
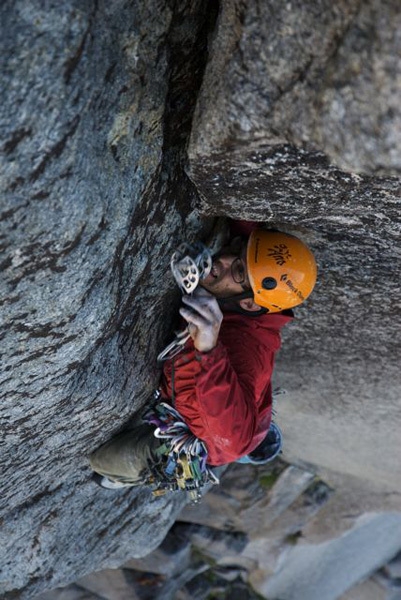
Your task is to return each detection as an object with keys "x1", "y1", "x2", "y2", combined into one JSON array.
[
  {"x1": 157, "y1": 242, "x2": 212, "y2": 362},
  {"x1": 144, "y1": 399, "x2": 219, "y2": 504}
]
